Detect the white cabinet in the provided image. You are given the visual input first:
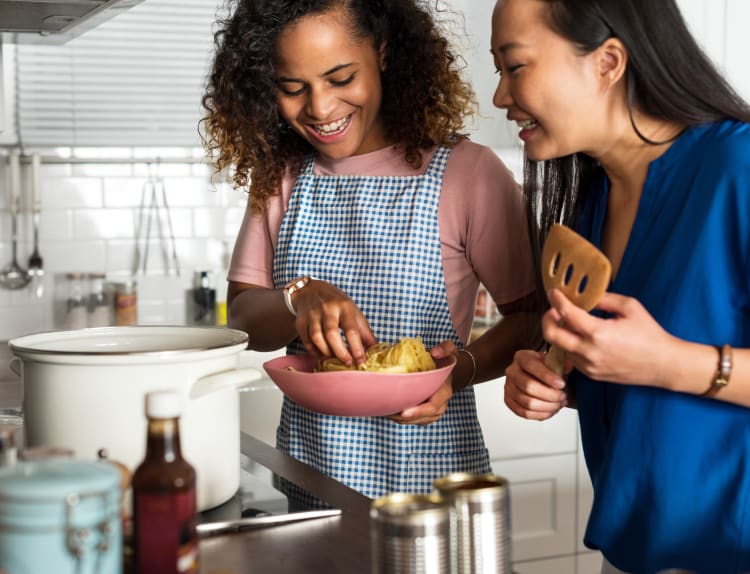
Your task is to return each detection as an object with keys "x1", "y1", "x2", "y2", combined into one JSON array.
[
  {"x1": 677, "y1": 0, "x2": 750, "y2": 103},
  {"x1": 475, "y1": 377, "x2": 579, "y2": 459},
  {"x1": 474, "y1": 377, "x2": 598, "y2": 569},
  {"x1": 237, "y1": 349, "x2": 285, "y2": 446},
  {"x1": 491, "y1": 453, "x2": 577, "y2": 562},
  {"x1": 0, "y1": 41, "x2": 17, "y2": 143},
  {"x1": 0, "y1": 42, "x2": 4, "y2": 134}
]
